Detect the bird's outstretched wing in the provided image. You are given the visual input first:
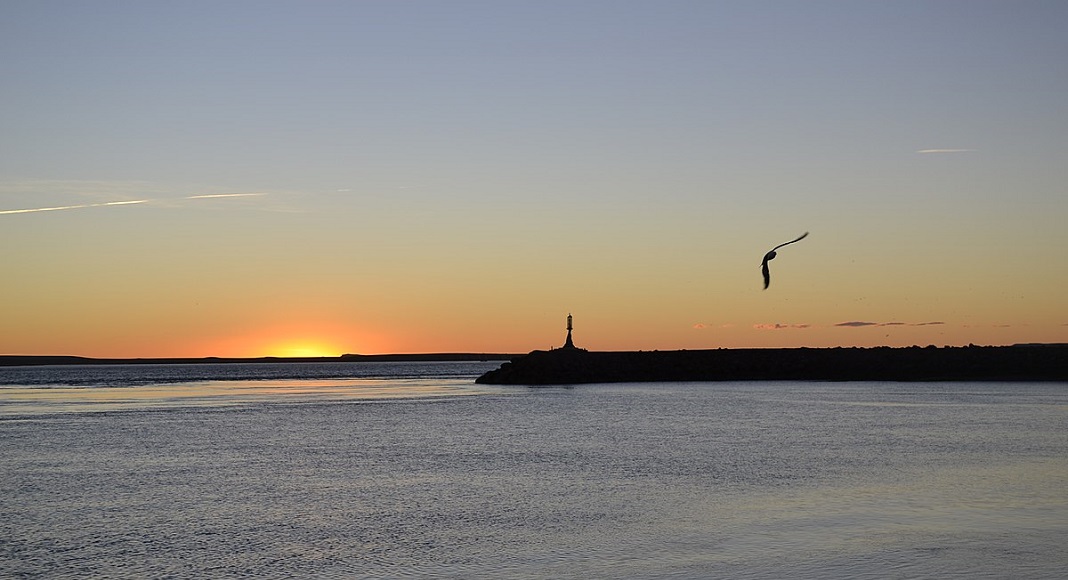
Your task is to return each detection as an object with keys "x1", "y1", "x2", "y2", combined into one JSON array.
[
  {"x1": 761, "y1": 232, "x2": 808, "y2": 290},
  {"x1": 770, "y1": 231, "x2": 809, "y2": 253}
]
